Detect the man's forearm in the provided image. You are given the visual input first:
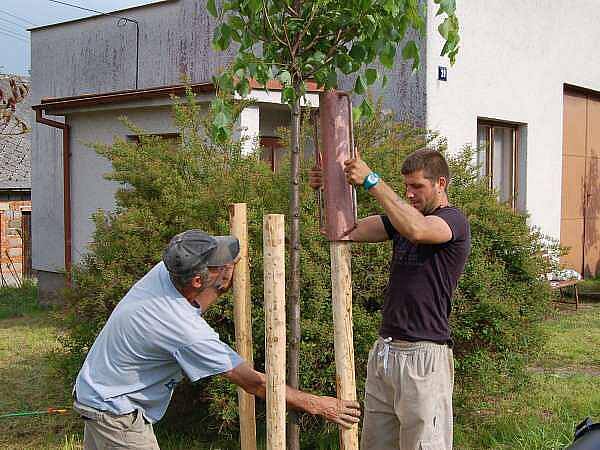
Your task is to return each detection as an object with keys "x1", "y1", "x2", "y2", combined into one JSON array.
[
  {"x1": 368, "y1": 181, "x2": 426, "y2": 242},
  {"x1": 251, "y1": 377, "x2": 322, "y2": 415}
]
